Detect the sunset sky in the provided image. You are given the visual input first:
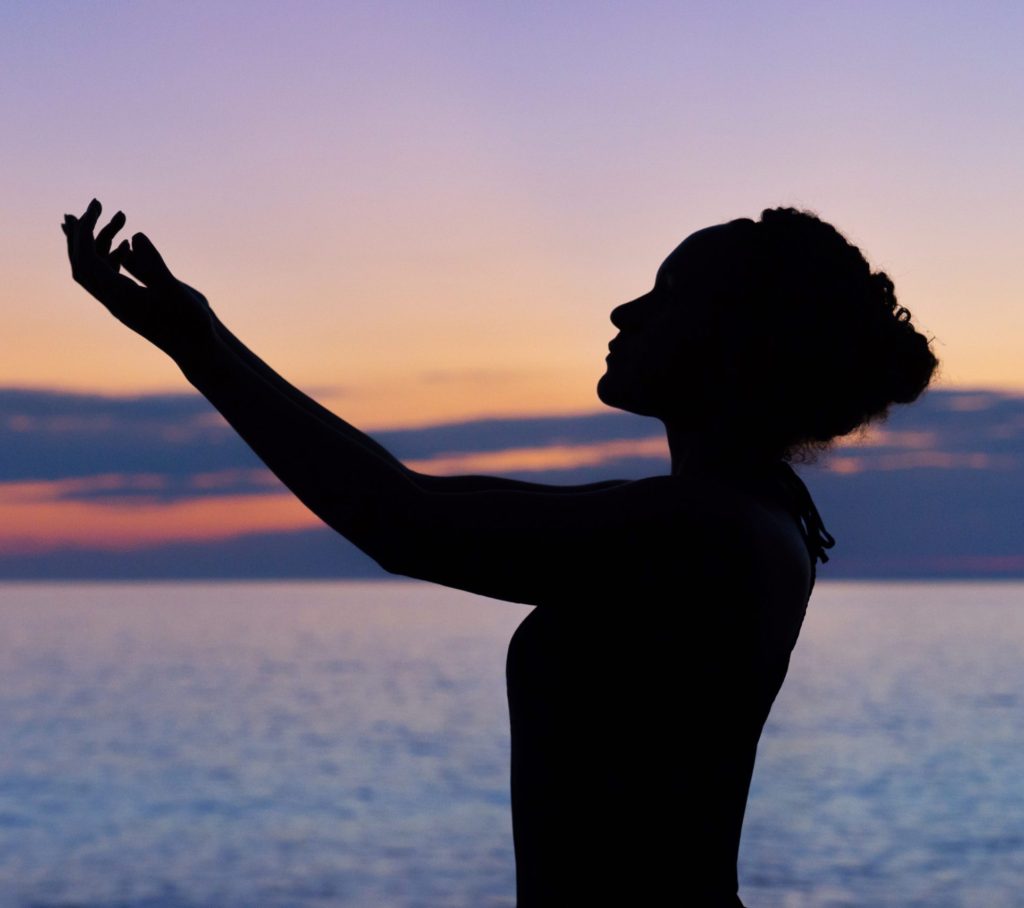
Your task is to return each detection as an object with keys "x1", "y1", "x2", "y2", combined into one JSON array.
[{"x1": 2, "y1": 2, "x2": 1022, "y2": 565}]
